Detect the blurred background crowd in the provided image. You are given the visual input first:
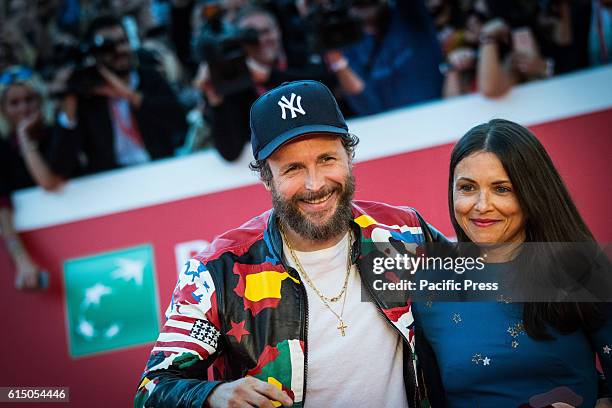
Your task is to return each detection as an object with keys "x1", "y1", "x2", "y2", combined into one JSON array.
[{"x1": 0, "y1": 0, "x2": 611, "y2": 288}]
